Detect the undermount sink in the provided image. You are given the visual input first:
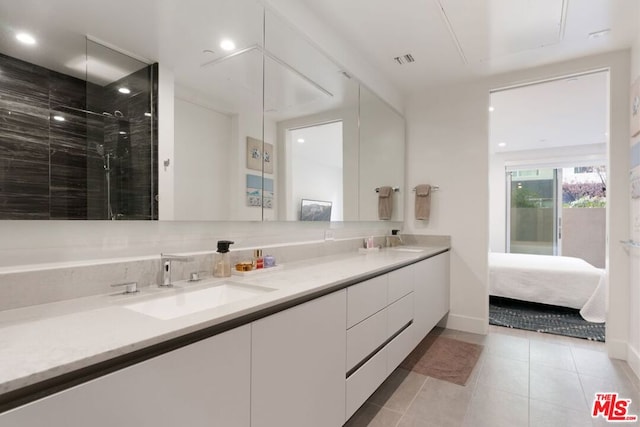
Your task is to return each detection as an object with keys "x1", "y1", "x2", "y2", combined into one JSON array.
[{"x1": 124, "y1": 283, "x2": 275, "y2": 320}]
